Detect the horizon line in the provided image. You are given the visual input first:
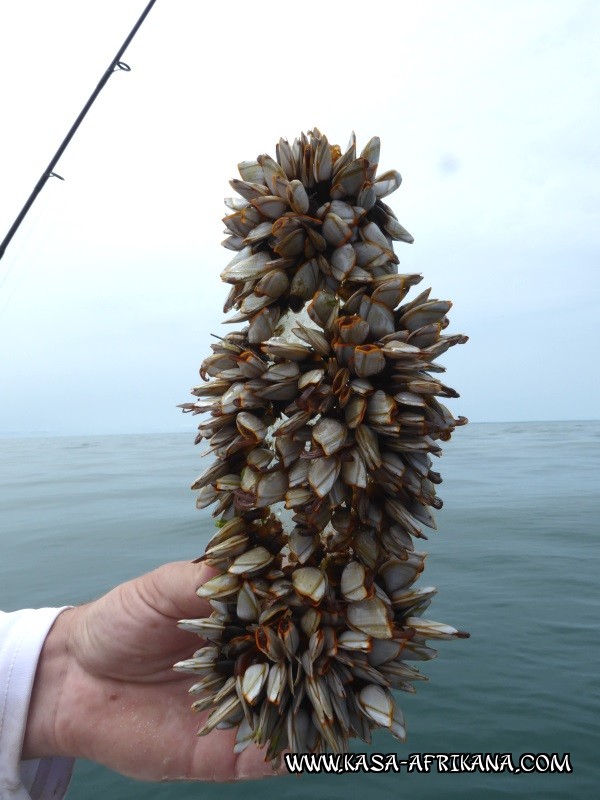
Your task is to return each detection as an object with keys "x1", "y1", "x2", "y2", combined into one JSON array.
[{"x1": 1, "y1": 419, "x2": 598, "y2": 439}]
